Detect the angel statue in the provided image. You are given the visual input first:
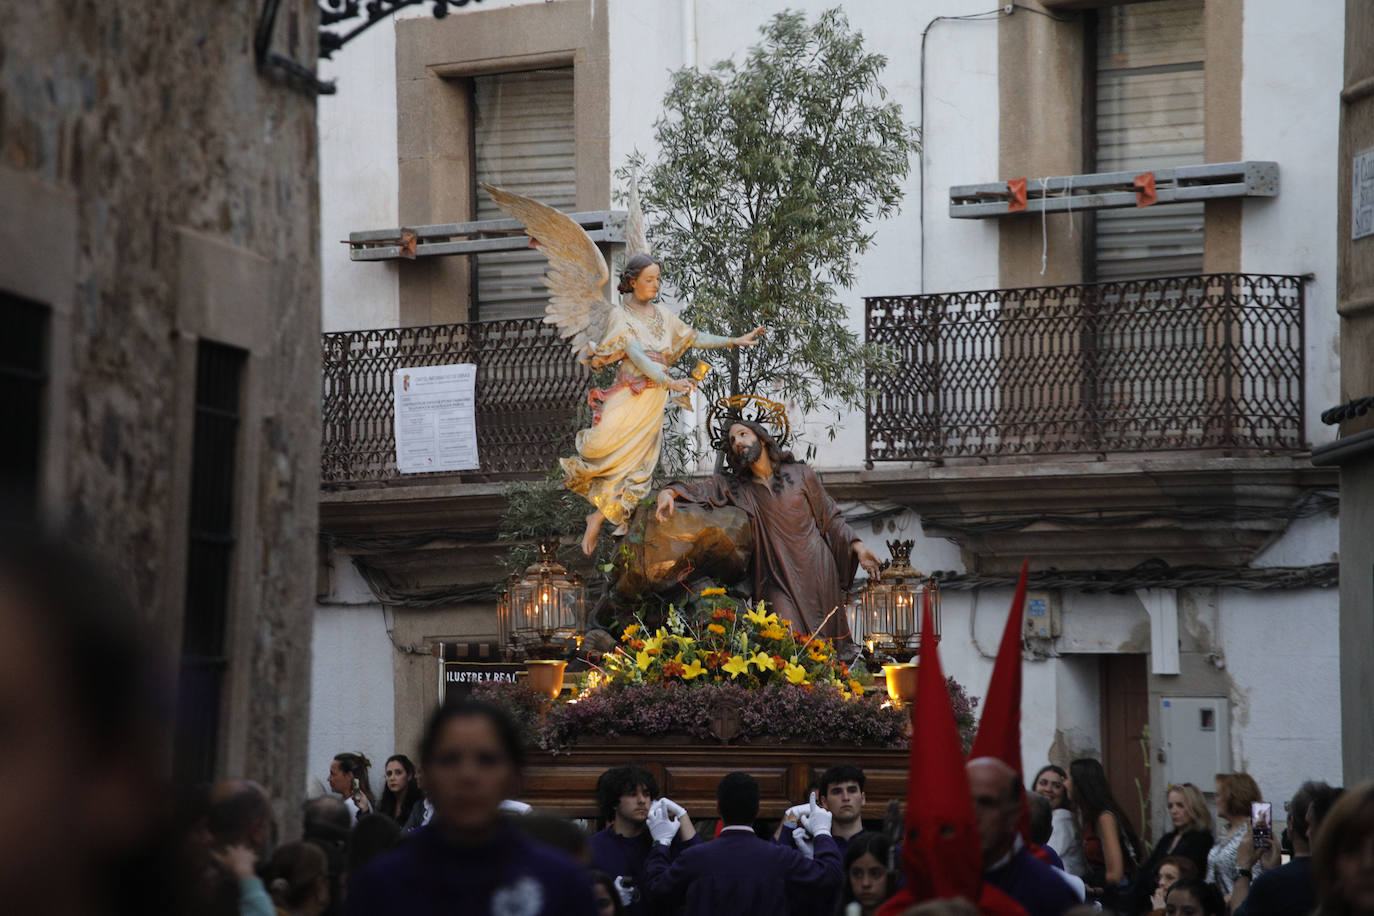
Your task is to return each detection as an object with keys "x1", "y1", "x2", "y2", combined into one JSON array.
[{"x1": 484, "y1": 182, "x2": 766, "y2": 556}]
